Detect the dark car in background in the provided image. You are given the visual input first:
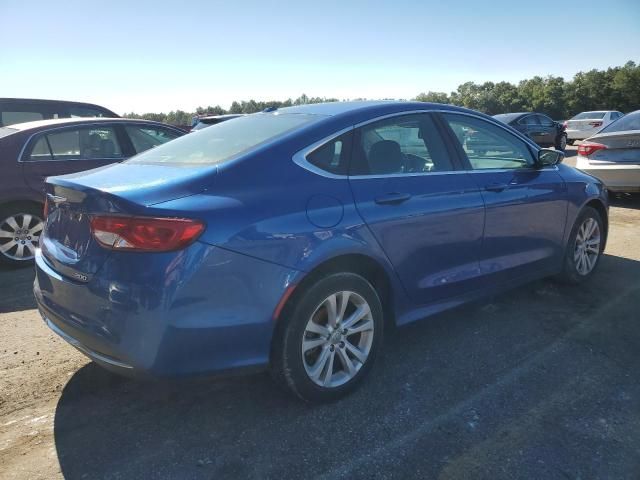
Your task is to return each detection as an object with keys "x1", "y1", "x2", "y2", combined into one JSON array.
[
  {"x1": 0, "y1": 98, "x2": 119, "y2": 127},
  {"x1": 494, "y1": 112, "x2": 567, "y2": 151},
  {"x1": 191, "y1": 114, "x2": 243, "y2": 131},
  {"x1": 0, "y1": 117, "x2": 185, "y2": 265}
]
